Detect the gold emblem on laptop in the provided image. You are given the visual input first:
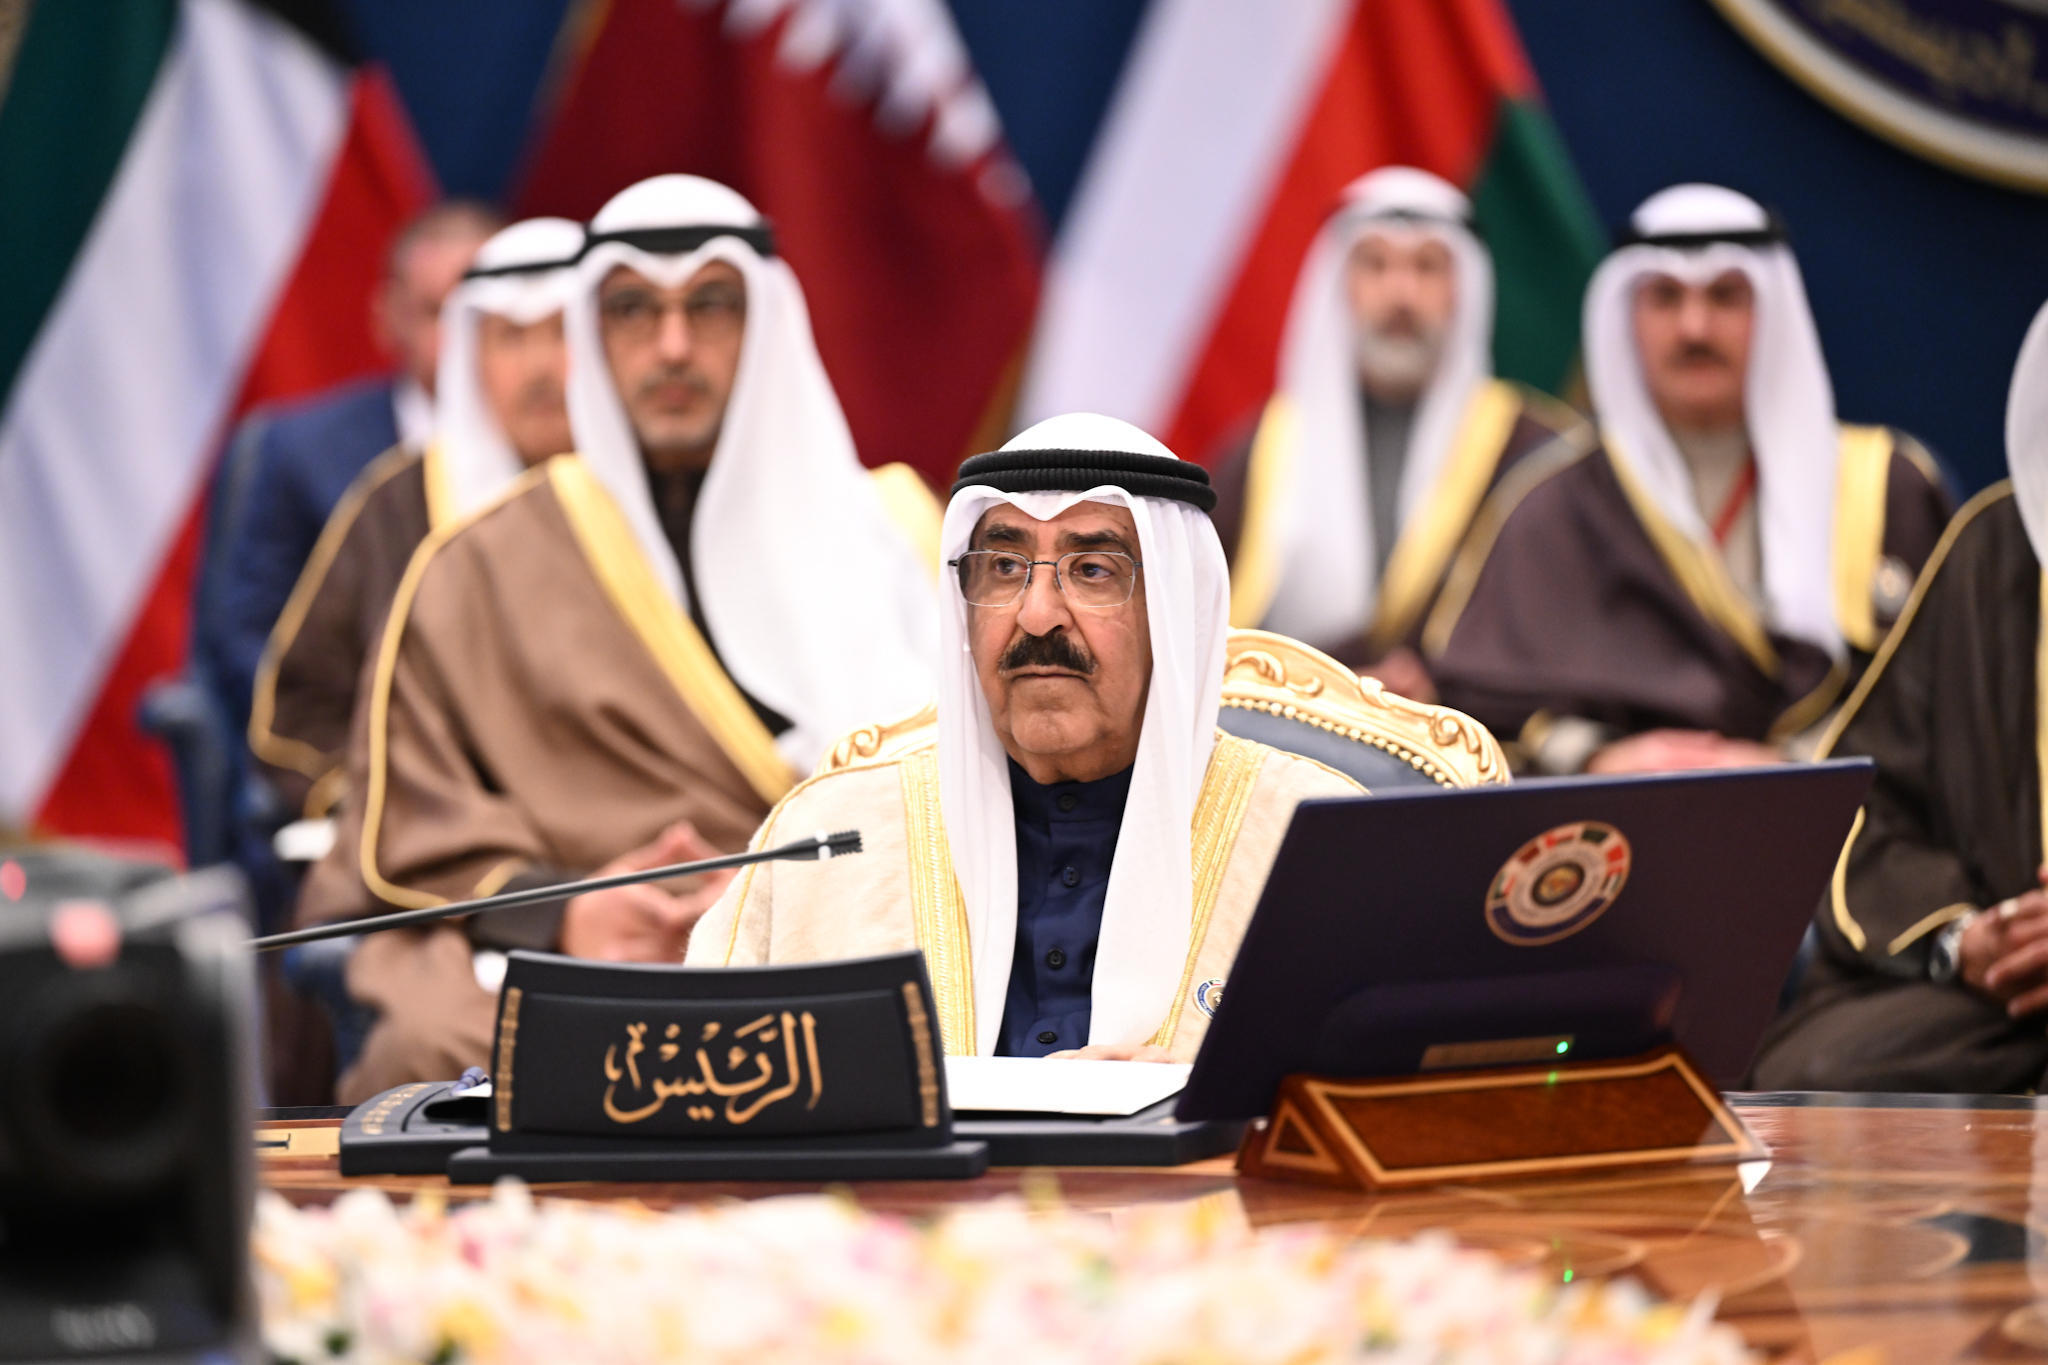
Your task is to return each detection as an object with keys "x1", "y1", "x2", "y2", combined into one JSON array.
[{"x1": 1486, "y1": 821, "x2": 1631, "y2": 946}]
